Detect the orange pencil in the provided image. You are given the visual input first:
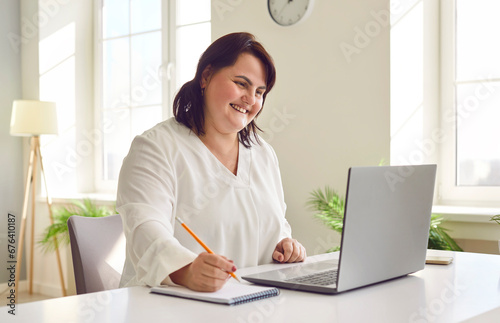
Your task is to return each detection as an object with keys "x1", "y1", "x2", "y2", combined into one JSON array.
[{"x1": 175, "y1": 216, "x2": 241, "y2": 282}]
